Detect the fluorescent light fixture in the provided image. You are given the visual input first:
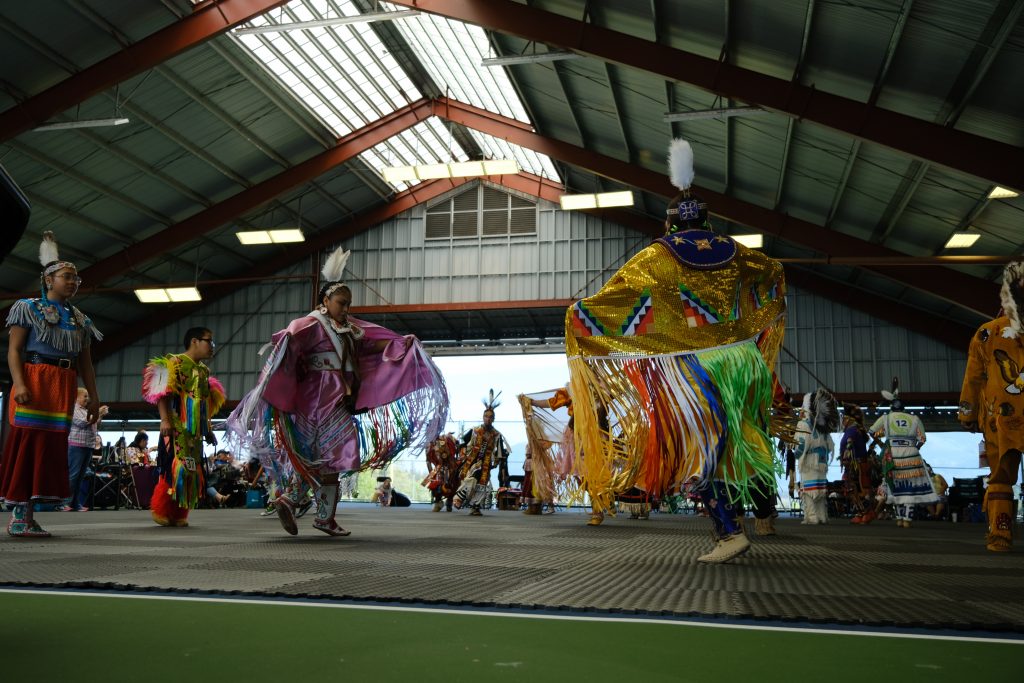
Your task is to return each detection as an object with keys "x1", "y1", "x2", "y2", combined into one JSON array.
[
  {"x1": 379, "y1": 159, "x2": 520, "y2": 184},
  {"x1": 482, "y1": 159, "x2": 519, "y2": 175},
  {"x1": 236, "y1": 231, "x2": 272, "y2": 245},
  {"x1": 134, "y1": 287, "x2": 202, "y2": 303},
  {"x1": 988, "y1": 186, "x2": 1019, "y2": 199},
  {"x1": 236, "y1": 229, "x2": 305, "y2": 244},
  {"x1": 33, "y1": 117, "x2": 130, "y2": 132},
  {"x1": 559, "y1": 194, "x2": 598, "y2": 210},
  {"x1": 481, "y1": 51, "x2": 581, "y2": 67},
  {"x1": 663, "y1": 107, "x2": 767, "y2": 123},
  {"x1": 234, "y1": 10, "x2": 421, "y2": 35},
  {"x1": 596, "y1": 191, "x2": 633, "y2": 208},
  {"x1": 382, "y1": 166, "x2": 418, "y2": 183},
  {"x1": 165, "y1": 287, "x2": 202, "y2": 302},
  {"x1": 560, "y1": 191, "x2": 634, "y2": 210},
  {"x1": 416, "y1": 163, "x2": 450, "y2": 180},
  {"x1": 267, "y1": 229, "x2": 305, "y2": 243},
  {"x1": 733, "y1": 234, "x2": 764, "y2": 249},
  {"x1": 449, "y1": 161, "x2": 485, "y2": 177},
  {"x1": 134, "y1": 288, "x2": 170, "y2": 304},
  {"x1": 944, "y1": 232, "x2": 981, "y2": 249}
]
